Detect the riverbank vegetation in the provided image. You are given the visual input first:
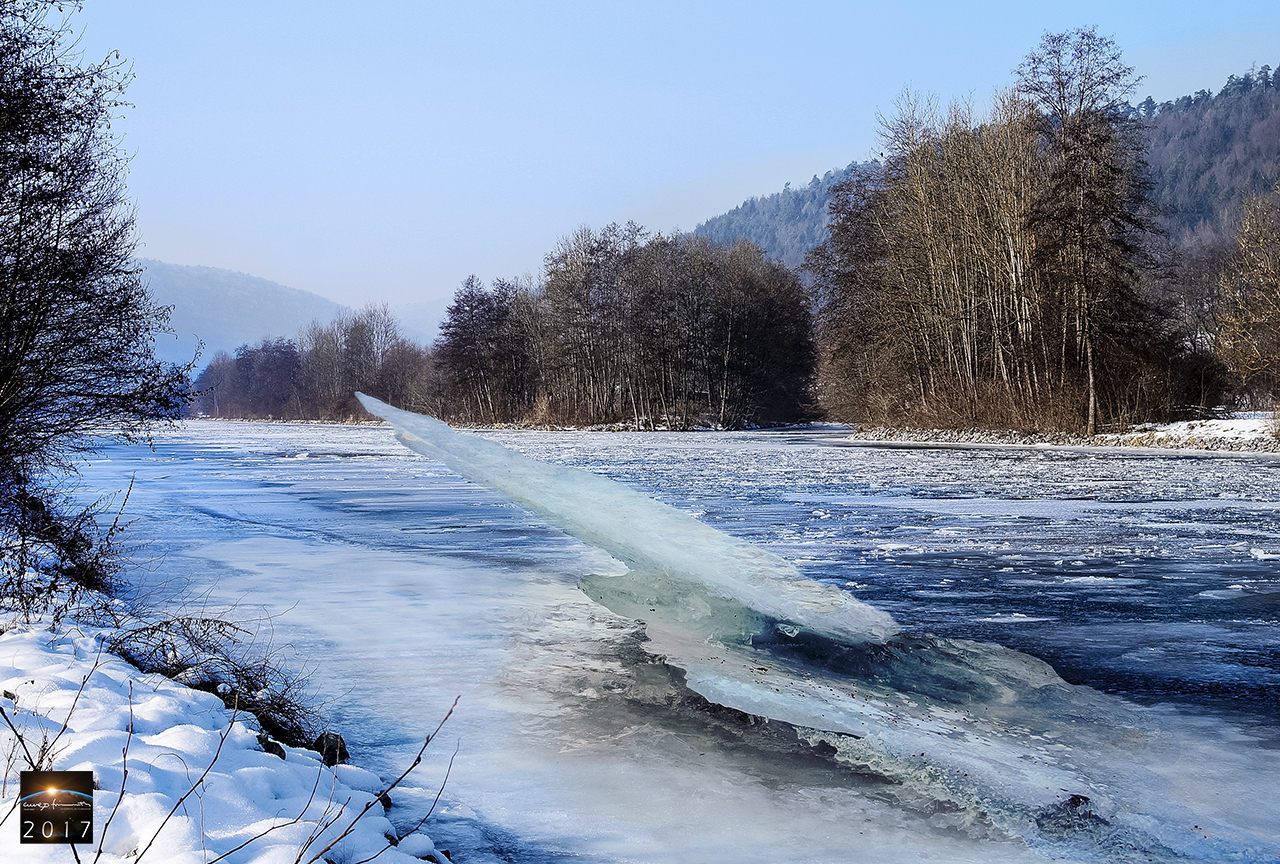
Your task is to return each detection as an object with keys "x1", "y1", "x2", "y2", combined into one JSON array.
[
  {"x1": 809, "y1": 28, "x2": 1190, "y2": 433},
  {"x1": 192, "y1": 303, "x2": 436, "y2": 421},
  {"x1": 196, "y1": 231, "x2": 816, "y2": 428}
]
